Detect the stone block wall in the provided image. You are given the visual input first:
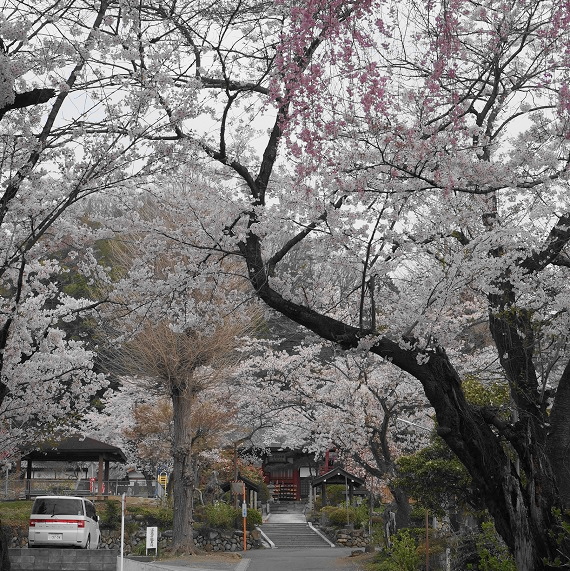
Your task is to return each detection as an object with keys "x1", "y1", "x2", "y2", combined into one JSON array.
[
  {"x1": 8, "y1": 524, "x2": 259, "y2": 554},
  {"x1": 8, "y1": 548, "x2": 118, "y2": 571},
  {"x1": 321, "y1": 526, "x2": 370, "y2": 548}
]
